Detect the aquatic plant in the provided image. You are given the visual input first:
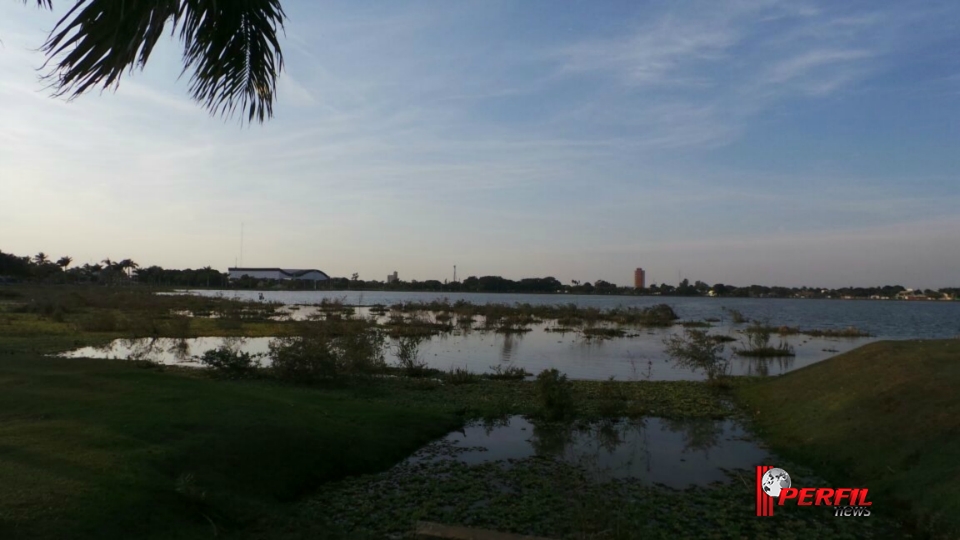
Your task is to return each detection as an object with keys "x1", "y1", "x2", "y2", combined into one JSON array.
[
  {"x1": 723, "y1": 307, "x2": 748, "y2": 324},
  {"x1": 802, "y1": 326, "x2": 872, "y2": 338},
  {"x1": 486, "y1": 365, "x2": 531, "y2": 380},
  {"x1": 663, "y1": 328, "x2": 729, "y2": 380},
  {"x1": 734, "y1": 322, "x2": 796, "y2": 357},
  {"x1": 680, "y1": 320, "x2": 712, "y2": 328},
  {"x1": 535, "y1": 368, "x2": 576, "y2": 420}
]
